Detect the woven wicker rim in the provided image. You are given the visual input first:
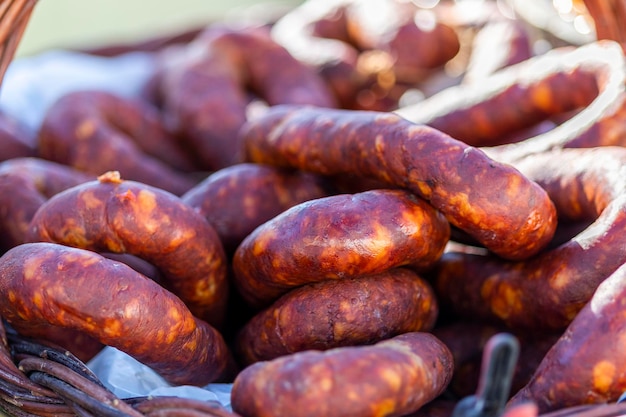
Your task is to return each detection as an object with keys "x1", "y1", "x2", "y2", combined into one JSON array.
[
  {"x1": 0, "y1": 320, "x2": 239, "y2": 417},
  {"x1": 0, "y1": 0, "x2": 36, "y2": 87}
]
